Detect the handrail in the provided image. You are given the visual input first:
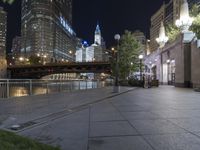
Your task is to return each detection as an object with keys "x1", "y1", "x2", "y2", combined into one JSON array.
[{"x1": 0, "y1": 79, "x2": 113, "y2": 99}]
